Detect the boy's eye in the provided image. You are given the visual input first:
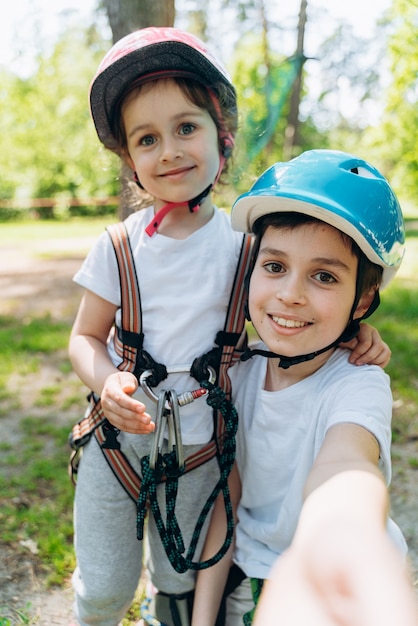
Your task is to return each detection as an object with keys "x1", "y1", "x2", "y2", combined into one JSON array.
[
  {"x1": 140, "y1": 135, "x2": 156, "y2": 146},
  {"x1": 314, "y1": 271, "x2": 336, "y2": 284},
  {"x1": 264, "y1": 261, "x2": 284, "y2": 274},
  {"x1": 179, "y1": 123, "x2": 196, "y2": 136}
]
